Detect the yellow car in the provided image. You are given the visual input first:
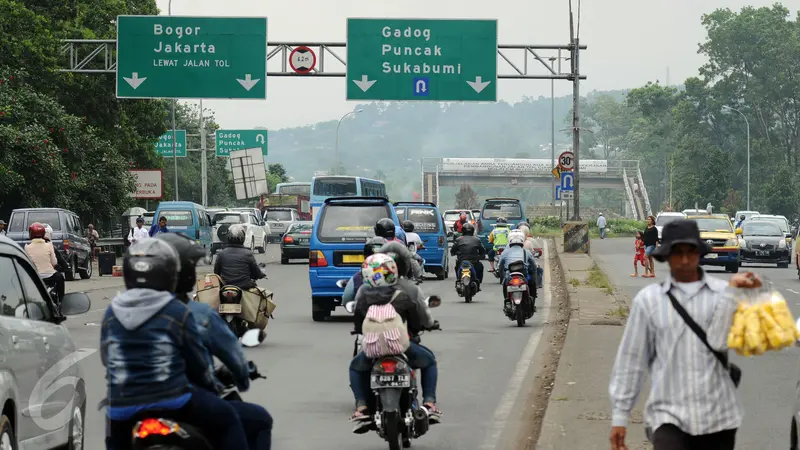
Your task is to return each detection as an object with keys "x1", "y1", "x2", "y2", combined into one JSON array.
[{"x1": 686, "y1": 215, "x2": 741, "y2": 273}]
